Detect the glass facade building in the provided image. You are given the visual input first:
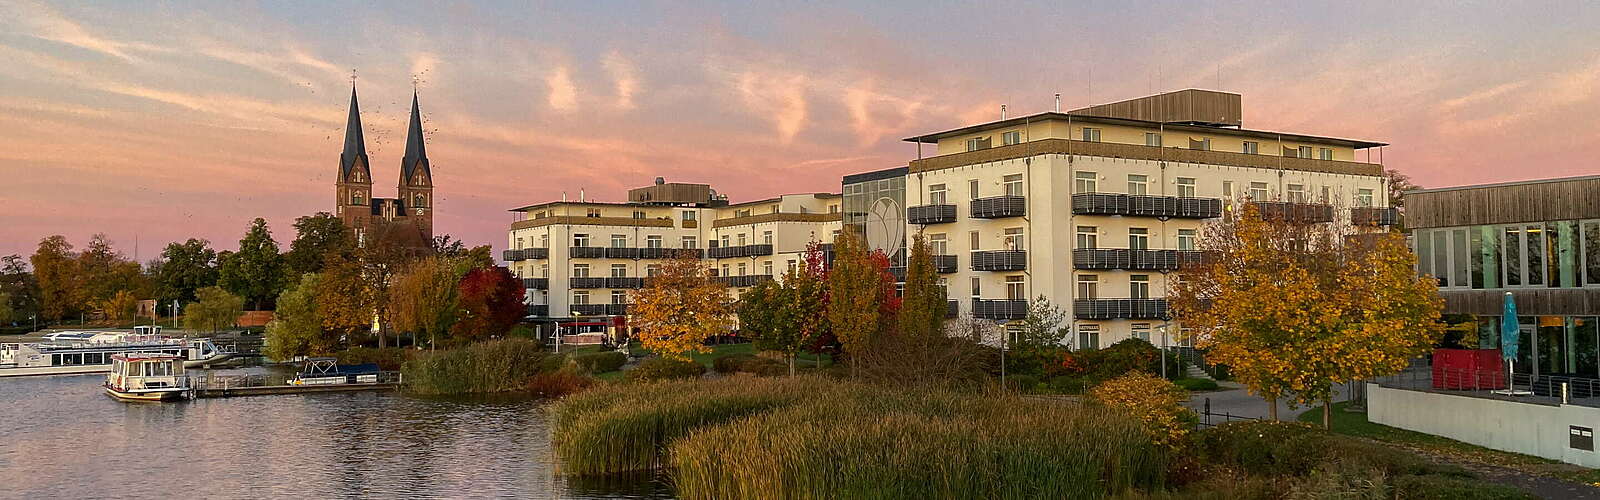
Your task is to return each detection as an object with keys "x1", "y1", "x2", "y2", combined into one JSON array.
[{"x1": 842, "y1": 166, "x2": 909, "y2": 268}]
